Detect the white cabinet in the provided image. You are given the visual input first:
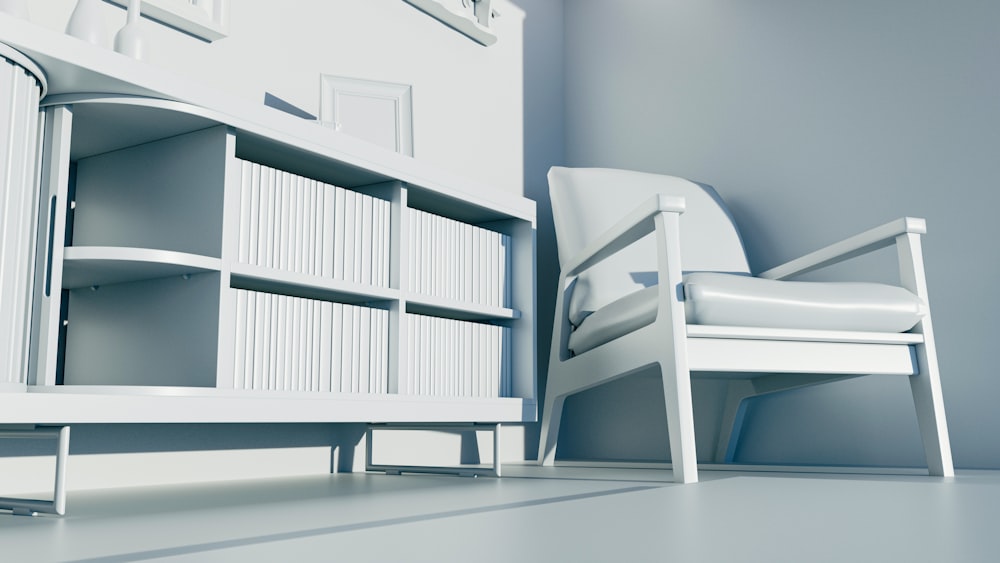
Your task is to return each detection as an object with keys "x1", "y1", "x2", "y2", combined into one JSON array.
[
  {"x1": 5, "y1": 93, "x2": 536, "y2": 426},
  {"x1": 0, "y1": 43, "x2": 45, "y2": 392}
]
